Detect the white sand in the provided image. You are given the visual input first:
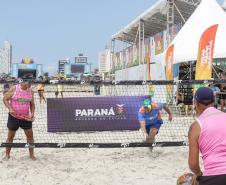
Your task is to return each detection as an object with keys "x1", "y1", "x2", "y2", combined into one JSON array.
[{"x1": 0, "y1": 147, "x2": 190, "y2": 185}]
